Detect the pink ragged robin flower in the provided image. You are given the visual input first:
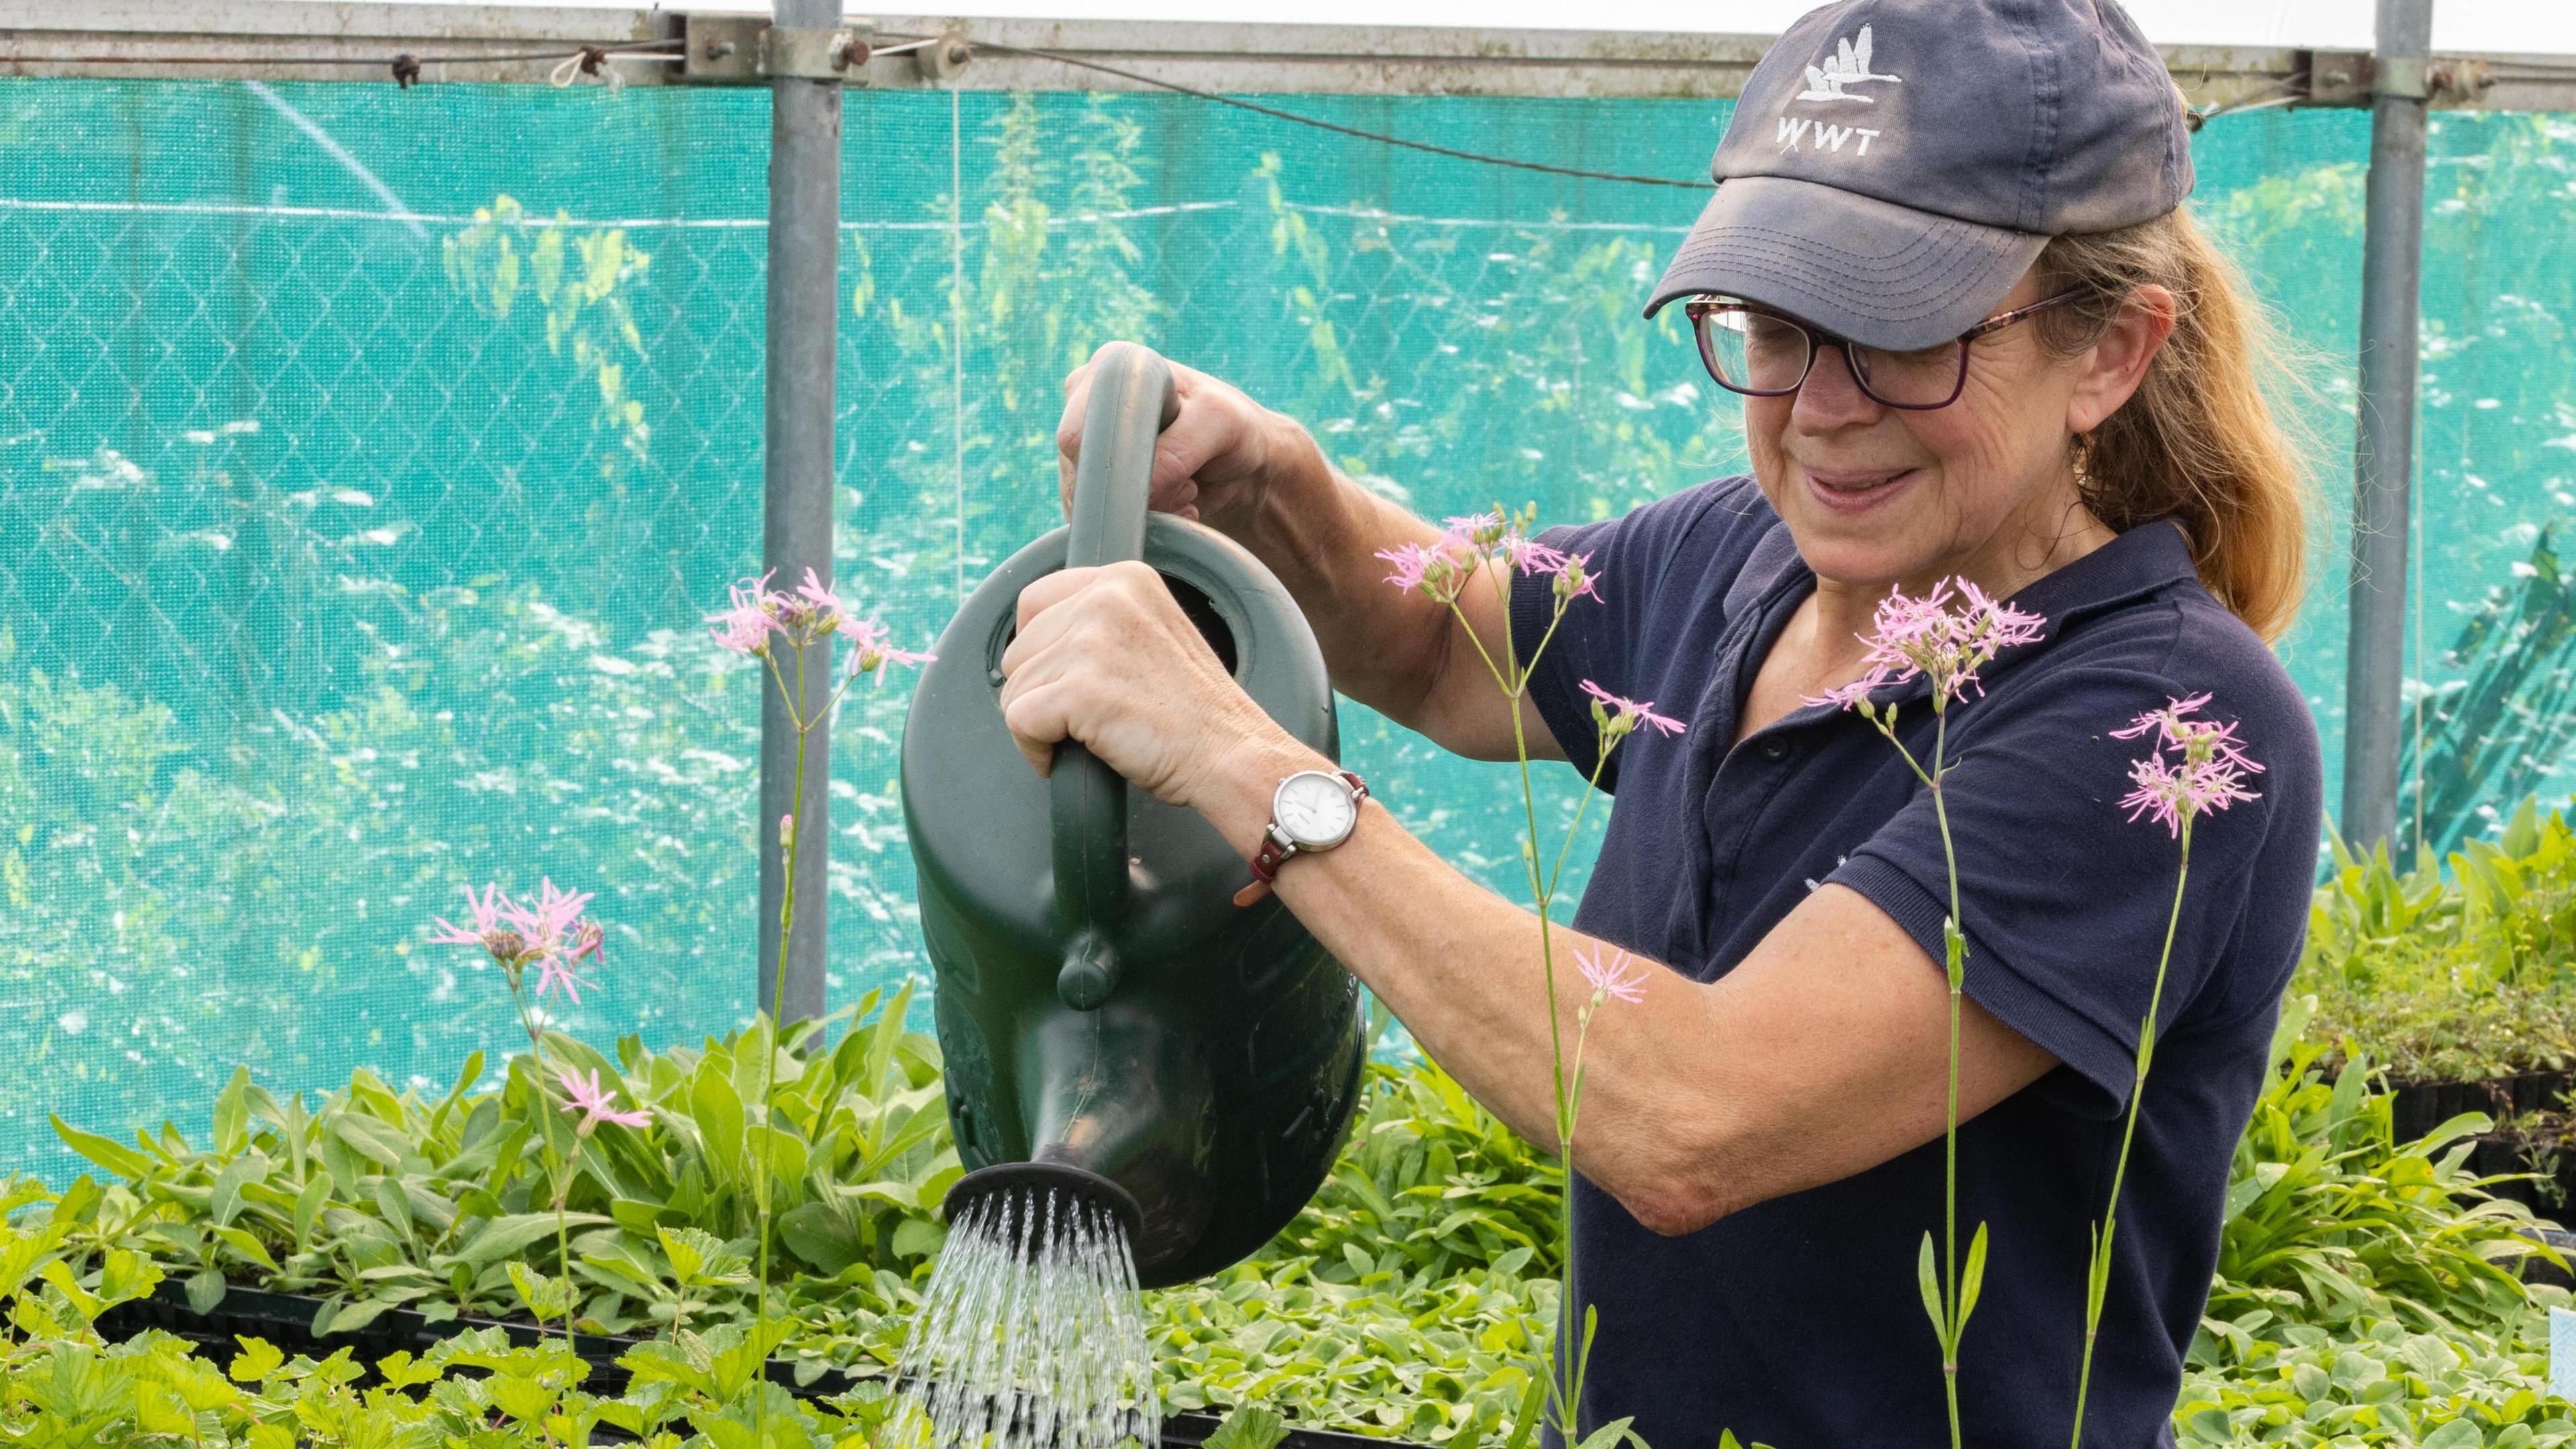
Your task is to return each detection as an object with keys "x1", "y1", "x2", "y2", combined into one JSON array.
[
  {"x1": 1504, "y1": 534, "x2": 1571, "y2": 578},
  {"x1": 847, "y1": 617, "x2": 936, "y2": 682},
  {"x1": 1502, "y1": 534, "x2": 1602, "y2": 604},
  {"x1": 432, "y1": 879, "x2": 606, "y2": 996},
  {"x1": 556, "y1": 1067, "x2": 650, "y2": 1134},
  {"x1": 1574, "y1": 942, "x2": 1649, "y2": 1006},
  {"x1": 2110, "y1": 692, "x2": 2263, "y2": 777},
  {"x1": 1551, "y1": 551, "x2": 1601, "y2": 604},
  {"x1": 709, "y1": 572, "x2": 784, "y2": 656},
  {"x1": 1802, "y1": 578, "x2": 2046, "y2": 715},
  {"x1": 511, "y1": 878, "x2": 594, "y2": 944},
  {"x1": 532, "y1": 954, "x2": 598, "y2": 1005},
  {"x1": 2112, "y1": 695, "x2": 2263, "y2": 838},
  {"x1": 787, "y1": 567, "x2": 849, "y2": 635},
  {"x1": 1375, "y1": 537, "x2": 1472, "y2": 599},
  {"x1": 1444, "y1": 509, "x2": 1511, "y2": 549},
  {"x1": 1581, "y1": 680, "x2": 1686, "y2": 743},
  {"x1": 431, "y1": 883, "x2": 535, "y2": 967}
]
